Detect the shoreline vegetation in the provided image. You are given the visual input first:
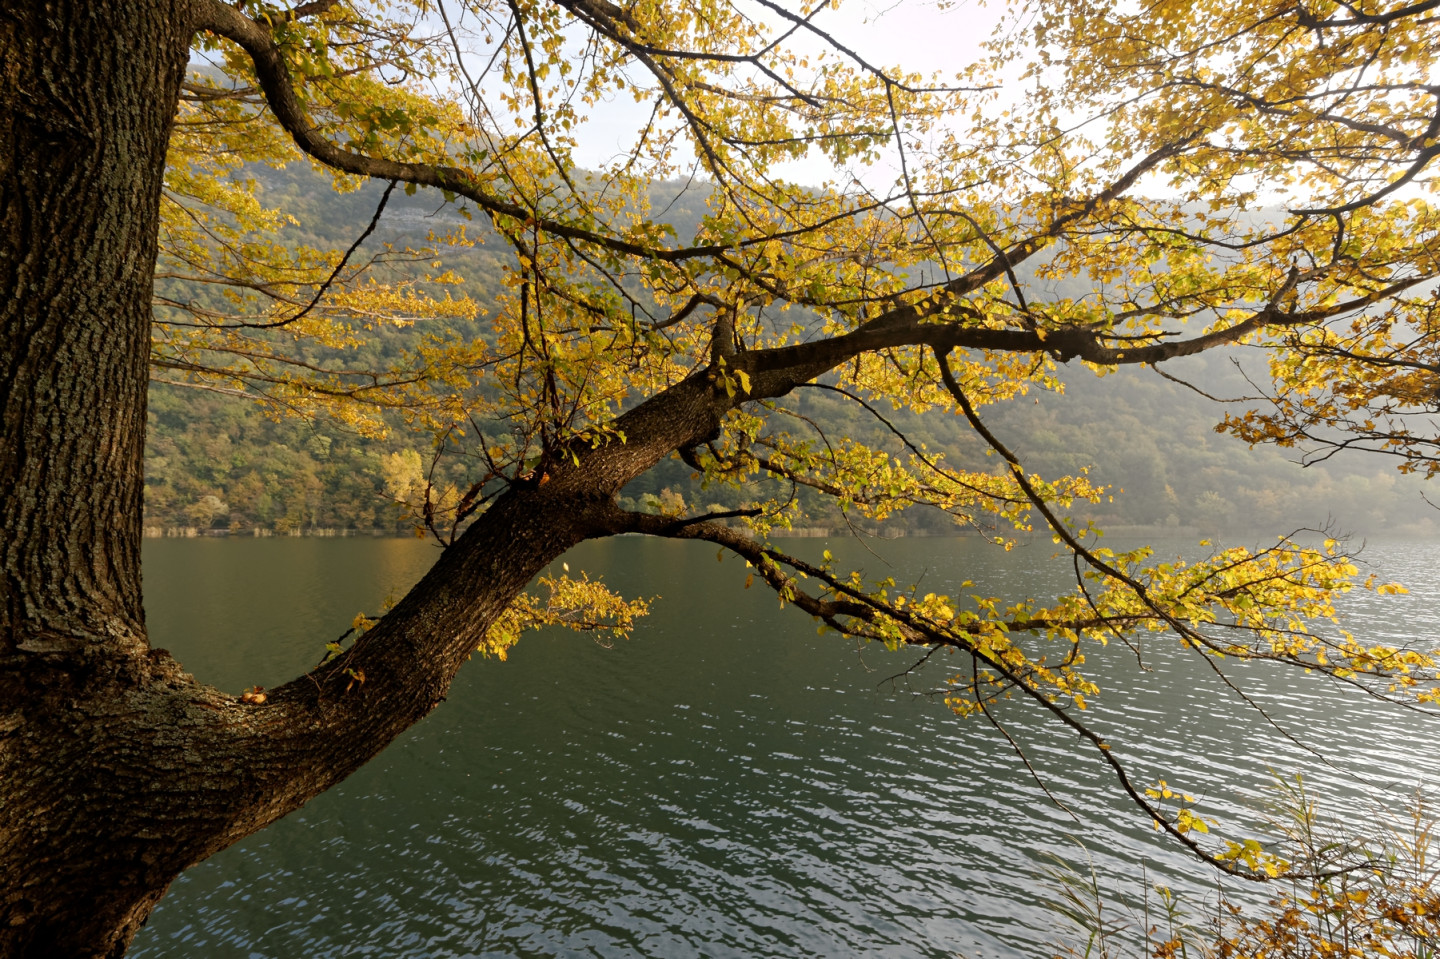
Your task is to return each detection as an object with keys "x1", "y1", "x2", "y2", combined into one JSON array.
[
  {"x1": 140, "y1": 524, "x2": 873, "y2": 538},
  {"x1": 143, "y1": 523, "x2": 1208, "y2": 539},
  {"x1": 139, "y1": 166, "x2": 1440, "y2": 546}
]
